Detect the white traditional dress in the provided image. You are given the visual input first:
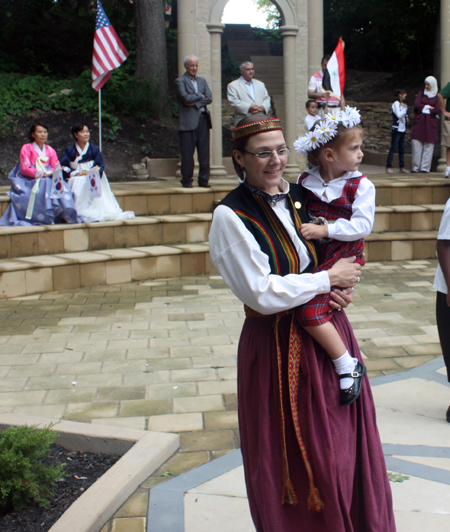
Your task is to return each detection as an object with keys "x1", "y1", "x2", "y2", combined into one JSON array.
[{"x1": 61, "y1": 142, "x2": 135, "y2": 223}]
